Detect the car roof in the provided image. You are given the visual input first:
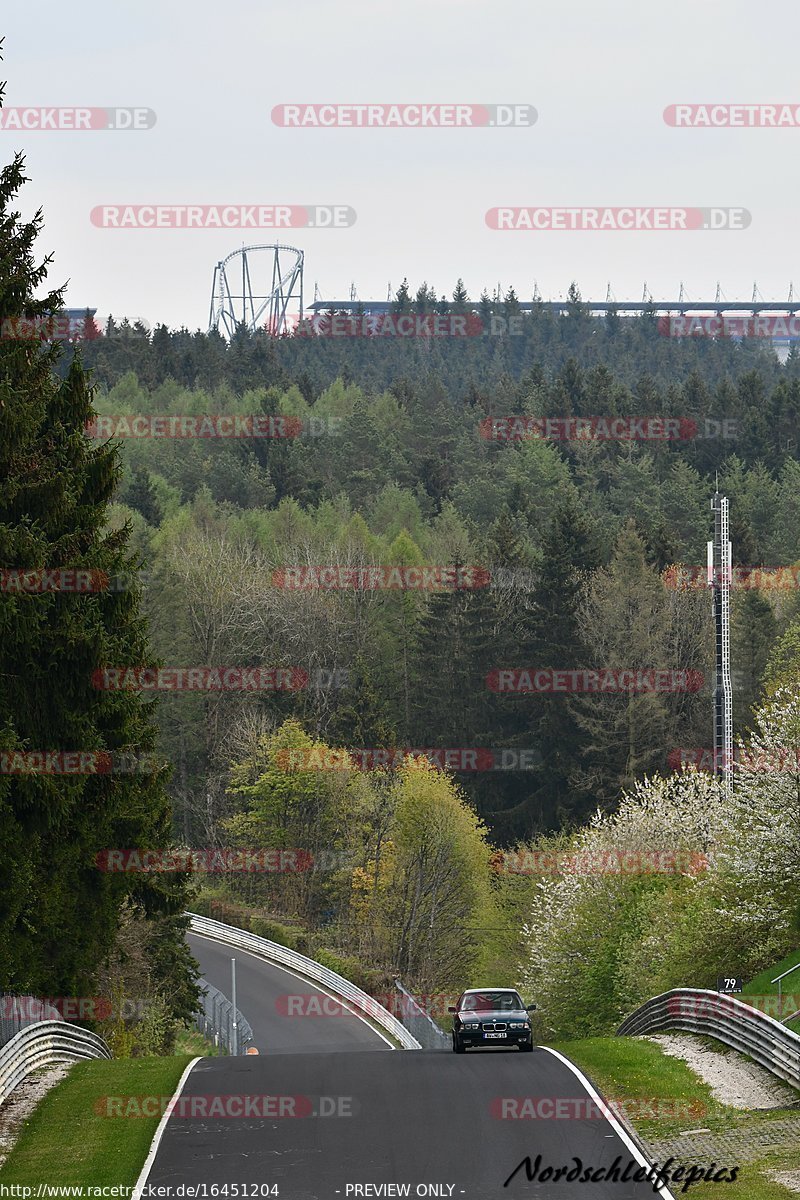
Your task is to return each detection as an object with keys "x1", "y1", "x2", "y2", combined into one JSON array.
[{"x1": 462, "y1": 987, "x2": 518, "y2": 994}]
